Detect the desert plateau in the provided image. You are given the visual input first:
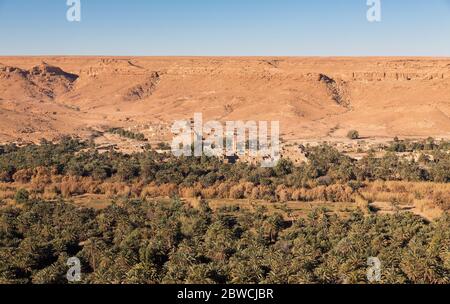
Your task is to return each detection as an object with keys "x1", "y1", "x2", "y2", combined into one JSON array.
[{"x1": 0, "y1": 56, "x2": 449, "y2": 145}]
